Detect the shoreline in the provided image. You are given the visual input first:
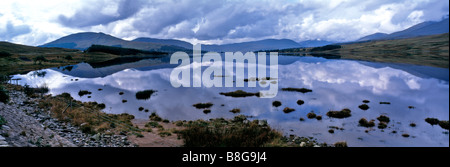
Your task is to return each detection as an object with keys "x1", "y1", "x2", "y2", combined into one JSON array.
[{"x1": 1, "y1": 84, "x2": 331, "y2": 147}]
